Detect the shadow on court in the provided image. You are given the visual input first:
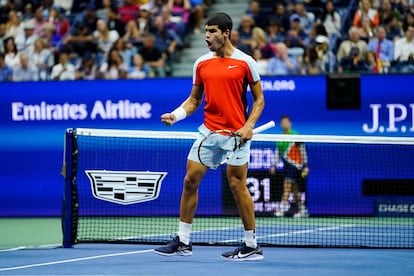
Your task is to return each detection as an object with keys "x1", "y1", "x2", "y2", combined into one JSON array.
[{"x1": 1, "y1": 244, "x2": 414, "y2": 275}]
